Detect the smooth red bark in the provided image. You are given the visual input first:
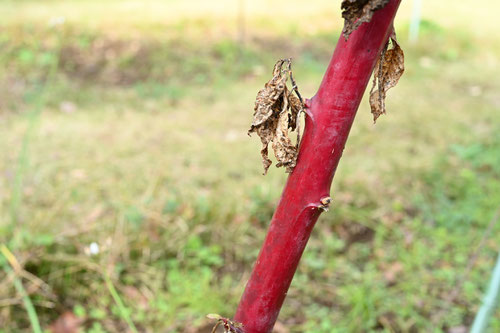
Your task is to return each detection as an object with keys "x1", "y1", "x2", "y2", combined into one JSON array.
[{"x1": 234, "y1": 1, "x2": 402, "y2": 332}]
